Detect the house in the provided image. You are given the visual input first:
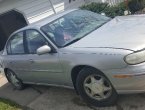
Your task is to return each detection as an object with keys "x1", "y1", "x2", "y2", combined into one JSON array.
[{"x1": 0, "y1": 0, "x2": 123, "y2": 51}]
